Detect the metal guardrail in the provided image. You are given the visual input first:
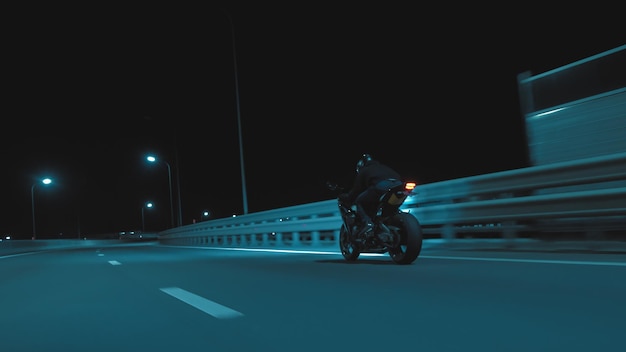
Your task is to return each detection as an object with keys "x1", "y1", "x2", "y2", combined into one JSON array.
[
  {"x1": 402, "y1": 151, "x2": 626, "y2": 204},
  {"x1": 158, "y1": 152, "x2": 626, "y2": 248}
]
